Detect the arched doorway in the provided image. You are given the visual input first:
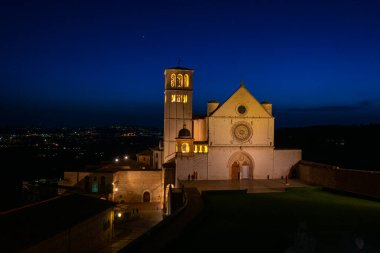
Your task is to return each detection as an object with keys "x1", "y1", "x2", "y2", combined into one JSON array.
[
  {"x1": 231, "y1": 161, "x2": 240, "y2": 180},
  {"x1": 143, "y1": 191, "x2": 150, "y2": 202},
  {"x1": 227, "y1": 151, "x2": 254, "y2": 180}
]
